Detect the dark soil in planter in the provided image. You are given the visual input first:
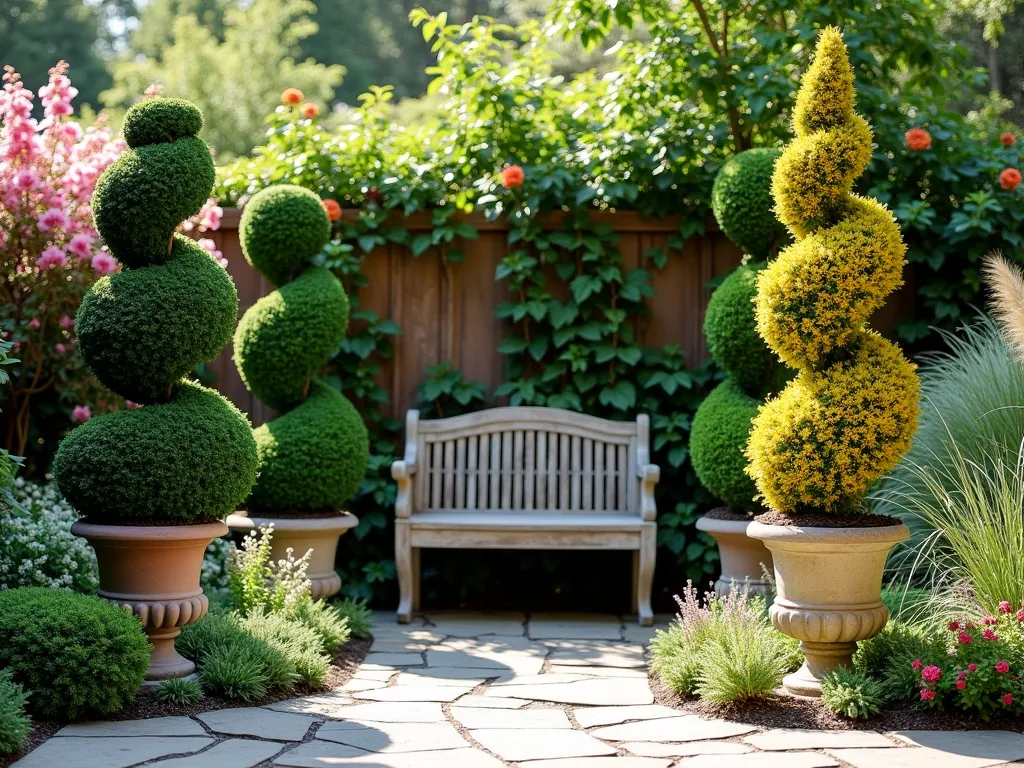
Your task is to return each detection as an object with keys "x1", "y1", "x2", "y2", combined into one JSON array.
[
  {"x1": 239, "y1": 506, "x2": 348, "y2": 520},
  {"x1": 756, "y1": 510, "x2": 904, "y2": 528},
  {"x1": 0, "y1": 635, "x2": 371, "y2": 768},
  {"x1": 649, "y1": 671, "x2": 1024, "y2": 733},
  {"x1": 703, "y1": 506, "x2": 757, "y2": 522}
]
